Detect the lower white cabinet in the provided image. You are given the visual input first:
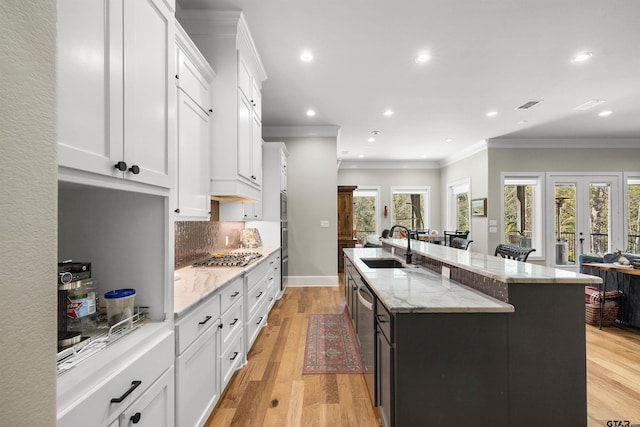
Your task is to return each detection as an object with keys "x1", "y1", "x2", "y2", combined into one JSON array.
[
  {"x1": 175, "y1": 318, "x2": 220, "y2": 427},
  {"x1": 118, "y1": 367, "x2": 175, "y2": 427}
]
